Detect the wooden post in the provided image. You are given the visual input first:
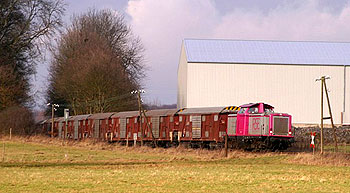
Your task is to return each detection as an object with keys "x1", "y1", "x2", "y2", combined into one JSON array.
[
  {"x1": 9, "y1": 128, "x2": 12, "y2": 140},
  {"x1": 320, "y1": 78, "x2": 324, "y2": 154},
  {"x1": 224, "y1": 134, "x2": 228, "y2": 157},
  {"x1": 142, "y1": 110, "x2": 158, "y2": 148},
  {"x1": 126, "y1": 134, "x2": 129, "y2": 147},
  {"x1": 133, "y1": 133, "x2": 137, "y2": 147},
  {"x1": 51, "y1": 104, "x2": 54, "y2": 138},
  {"x1": 323, "y1": 80, "x2": 338, "y2": 152},
  {"x1": 223, "y1": 115, "x2": 228, "y2": 157},
  {"x1": 137, "y1": 91, "x2": 144, "y2": 146},
  {"x1": 65, "y1": 121, "x2": 68, "y2": 140}
]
